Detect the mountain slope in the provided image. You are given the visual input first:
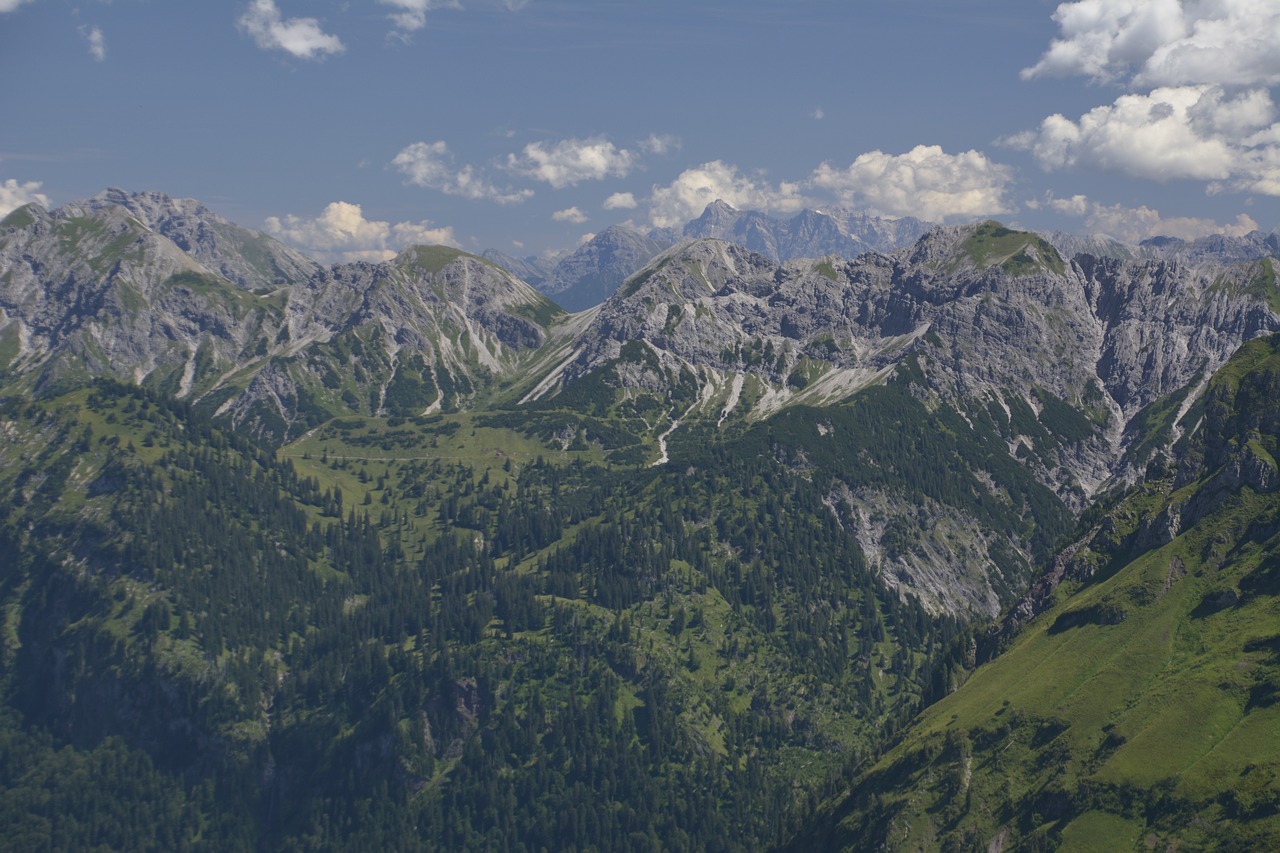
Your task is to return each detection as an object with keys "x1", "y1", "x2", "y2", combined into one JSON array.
[
  {"x1": 799, "y1": 332, "x2": 1280, "y2": 851},
  {"x1": 1, "y1": 194, "x2": 565, "y2": 444},
  {"x1": 510, "y1": 227, "x2": 1278, "y2": 614},
  {"x1": 537, "y1": 225, "x2": 672, "y2": 312},
  {"x1": 0, "y1": 376, "x2": 968, "y2": 850}
]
